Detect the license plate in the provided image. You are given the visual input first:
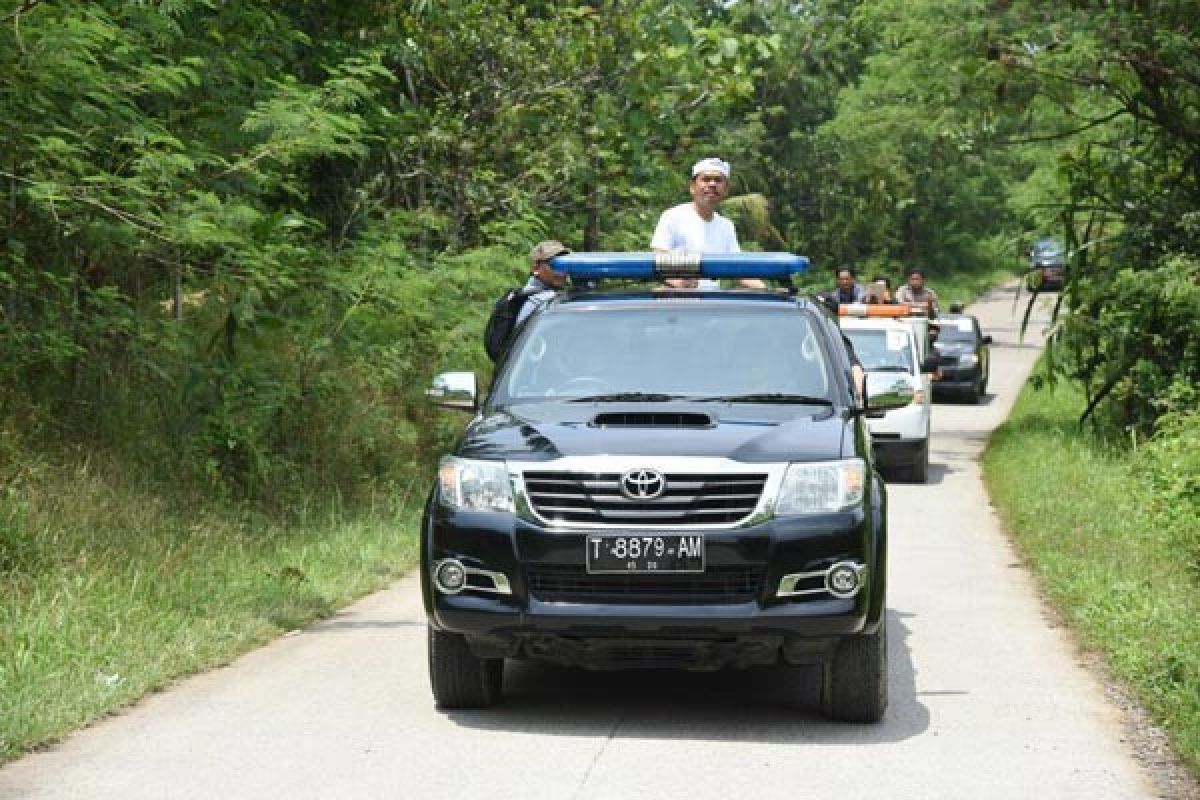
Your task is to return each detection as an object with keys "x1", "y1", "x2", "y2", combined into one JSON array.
[{"x1": 585, "y1": 534, "x2": 705, "y2": 574}]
